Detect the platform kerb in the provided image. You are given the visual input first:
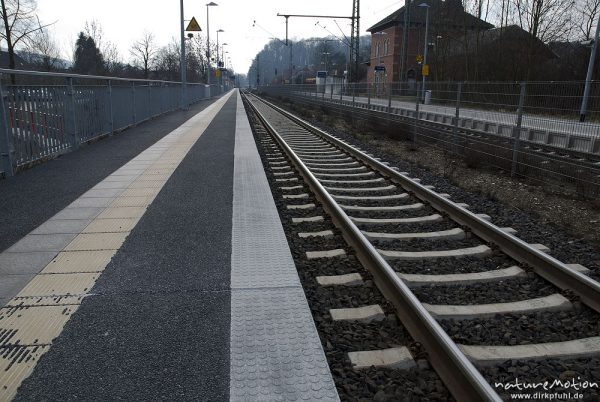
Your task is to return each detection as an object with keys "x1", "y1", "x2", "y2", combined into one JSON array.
[{"x1": 229, "y1": 92, "x2": 339, "y2": 401}]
